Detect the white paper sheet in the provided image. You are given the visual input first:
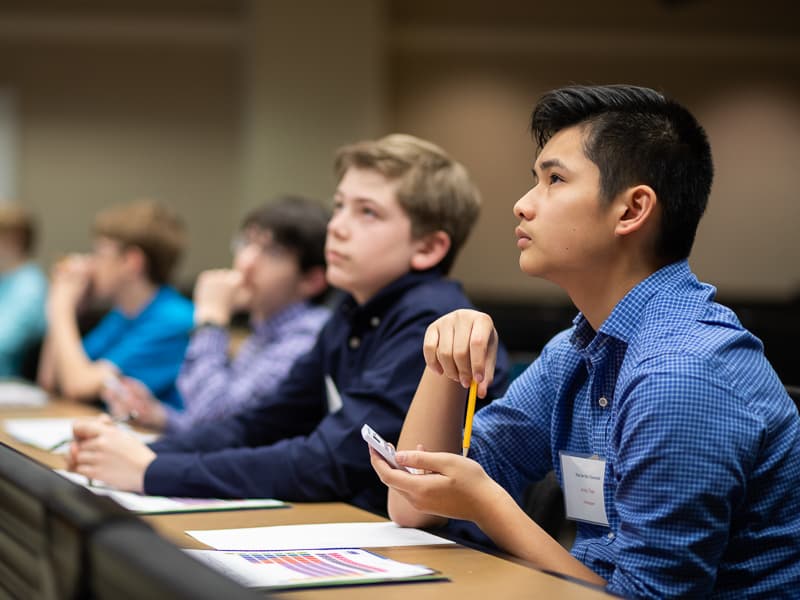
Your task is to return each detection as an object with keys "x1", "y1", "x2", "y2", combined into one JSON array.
[
  {"x1": 186, "y1": 521, "x2": 455, "y2": 551},
  {"x1": 0, "y1": 380, "x2": 48, "y2": 407},
  {"x1": 55, "y1": 470, "x2": 286, "y2": 514},
  {"x1": 184, "y1": 548, "x2": 439, "y2": 589},
  {"x1": 2, "y1": 417, "x2": 157, "y2": 452}
]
